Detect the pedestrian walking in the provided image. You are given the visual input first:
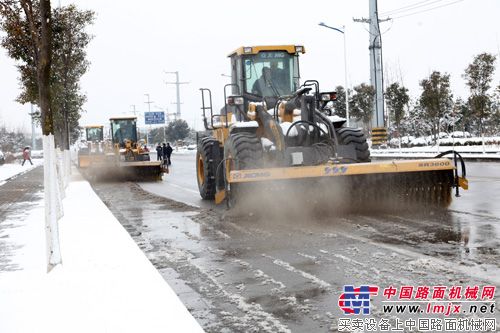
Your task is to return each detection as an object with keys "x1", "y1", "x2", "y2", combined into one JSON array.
[
  {"x1": 163, "y1": 142, "x2": 173, "y2": 165},
  {"x1": 22, "y1": 147, "x2": 33, "y2": 166},
  {"x1": 155, "y1": 143, "x2": 162, "y2": 161}
]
